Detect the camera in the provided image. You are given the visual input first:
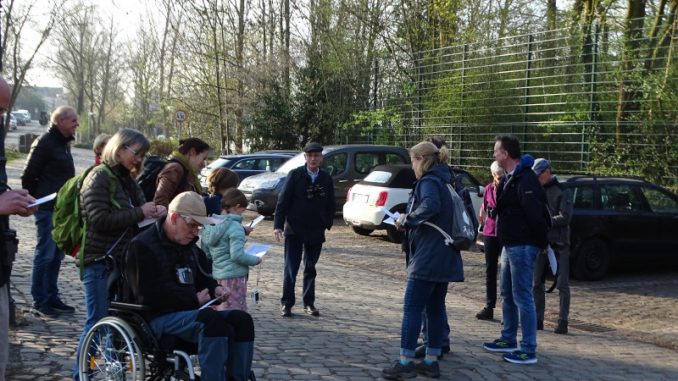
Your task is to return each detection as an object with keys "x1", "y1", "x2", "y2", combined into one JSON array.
[
  {"x1": 486, "y1": 207, "x2": 497, "y2": 219},
  {"x1": 306, "y1": 184, "x2": 326, "y2": 199},
  {"x1": 251, "y1": 289, "x2": 260, "y2": 305}
]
